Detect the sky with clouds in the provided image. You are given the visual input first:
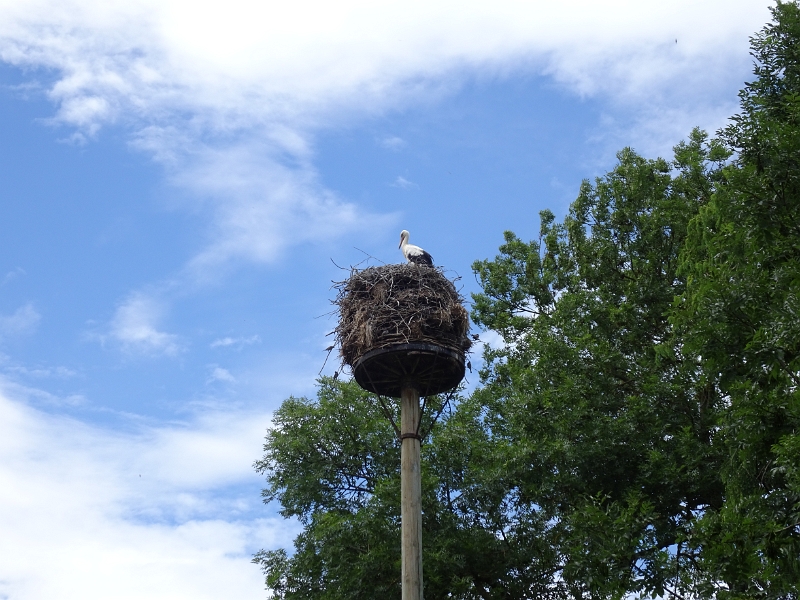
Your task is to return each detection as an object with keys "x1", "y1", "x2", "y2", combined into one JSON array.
[{"x1": 0, "y1": 1, "x2": 775, "y2": 598}]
